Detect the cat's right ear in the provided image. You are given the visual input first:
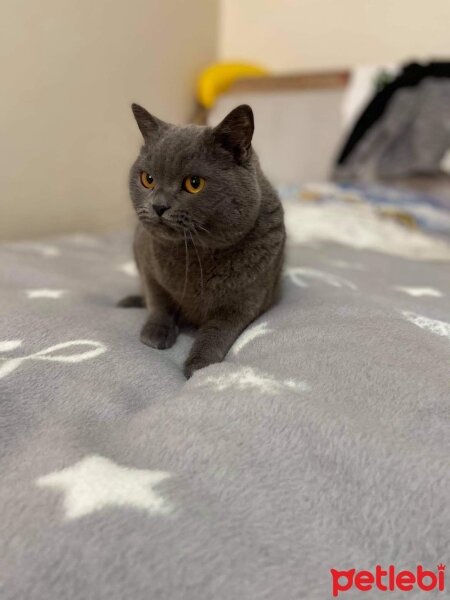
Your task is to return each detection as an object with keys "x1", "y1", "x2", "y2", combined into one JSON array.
[
  {"x1": 131, "y1": 103, "x2": 166, "y2": 142},
  {"x1": 212, "y1": 104, "x2": 254, "y2": 163}
]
